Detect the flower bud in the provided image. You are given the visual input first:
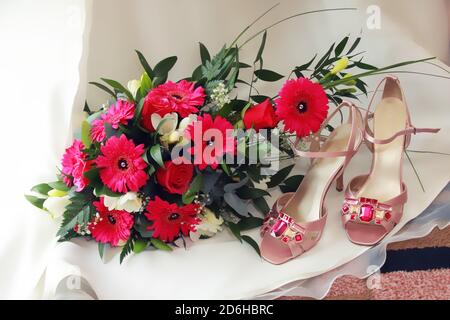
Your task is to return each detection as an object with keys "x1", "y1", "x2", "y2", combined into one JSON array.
[{"x1": 331, "y1": 56, "x2": 349, "y2": 75}]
